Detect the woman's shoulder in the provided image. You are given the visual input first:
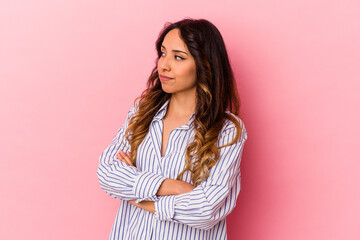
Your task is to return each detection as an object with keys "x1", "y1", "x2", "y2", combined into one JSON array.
[
  {"x1": 223, "y1": 110, "x2": 246, "y2": 130},
  {"x1": 220, "y1": 110, "x2": 248, "y2": 141},
  {"x1": 126, "y1": 101, "x2": 140, "y2": 118}
]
